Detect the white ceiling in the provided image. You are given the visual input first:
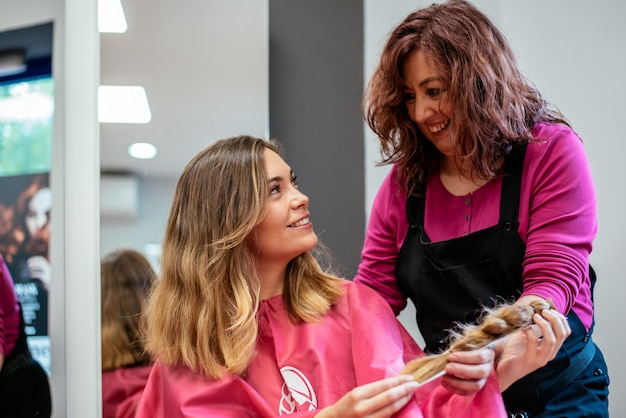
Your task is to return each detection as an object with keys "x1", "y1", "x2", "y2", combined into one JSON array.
[{"x1": 99, "y1": 0, "x2": 269, "y2": 180}]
